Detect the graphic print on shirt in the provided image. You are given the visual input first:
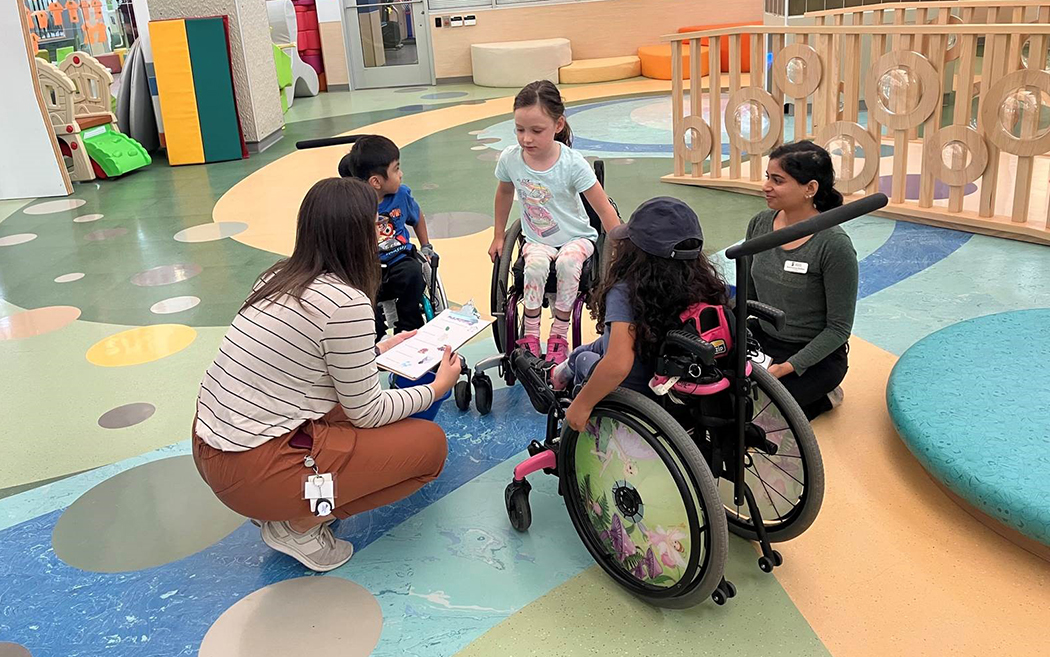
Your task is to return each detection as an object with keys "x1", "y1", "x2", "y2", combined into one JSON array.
[
  {"x1": 517, "y1": 179, "x2": 561, "y2": 238},
  {"x1": 377, "y1": 208, "x2": 411, "y2": 257}
]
